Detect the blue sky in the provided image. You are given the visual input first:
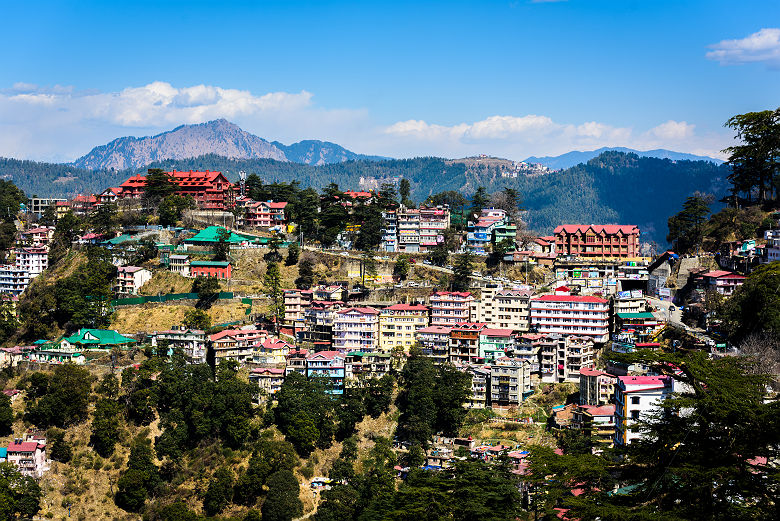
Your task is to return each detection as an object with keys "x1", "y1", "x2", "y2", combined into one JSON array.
[{"x1": 1, "y1": 0, "x2": 778, "y2": 162}]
